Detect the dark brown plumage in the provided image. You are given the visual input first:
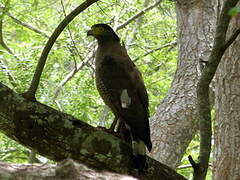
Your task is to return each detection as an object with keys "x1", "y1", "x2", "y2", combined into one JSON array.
[{"x1": 87, "y1": 24, "x2": 152, "y2": 167}]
